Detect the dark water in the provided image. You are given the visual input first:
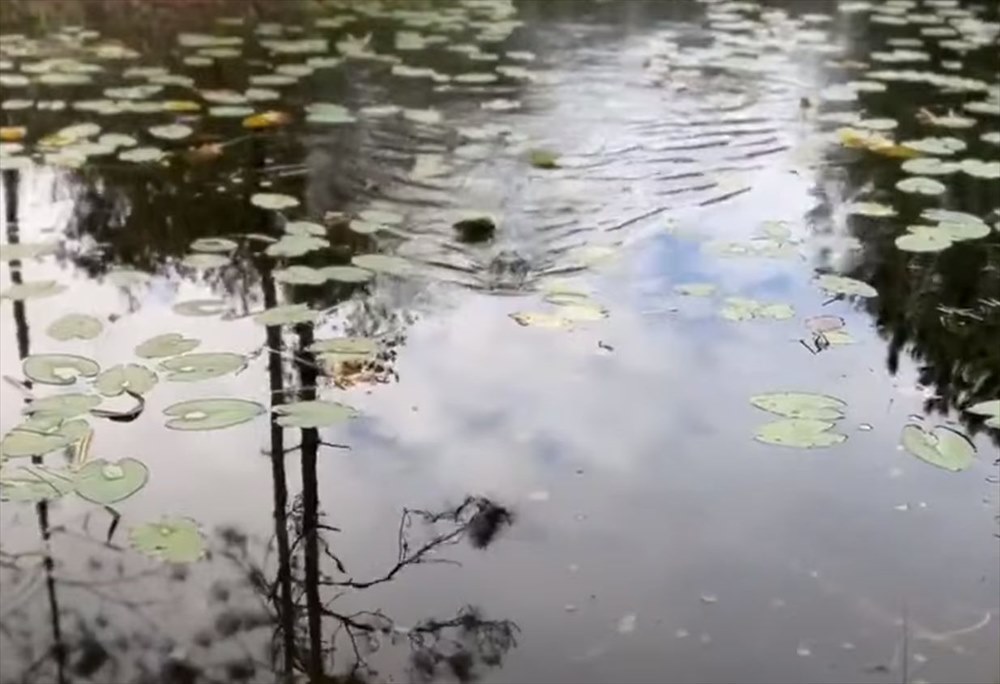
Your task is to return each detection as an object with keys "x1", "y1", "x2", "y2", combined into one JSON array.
[{"x1": 1, "y1": 1, "x2": 998, "y2": 683}]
